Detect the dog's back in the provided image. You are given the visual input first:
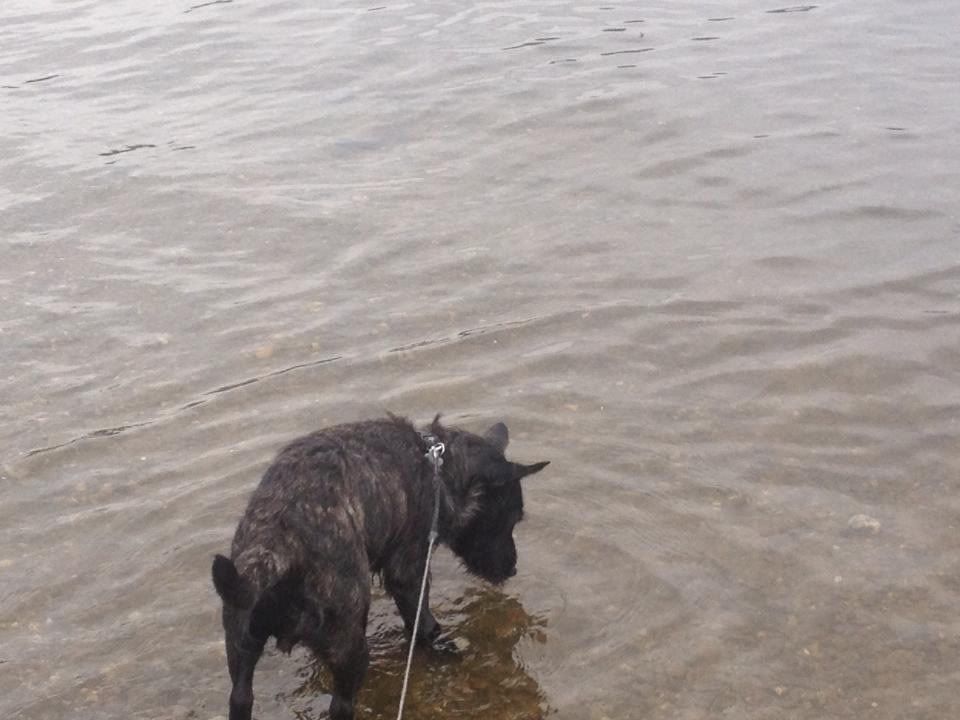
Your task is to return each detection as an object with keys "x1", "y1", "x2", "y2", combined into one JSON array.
[
  {"x1": 230, "y1": 416, "x2": 432, "y2": 591},
  {"x1": 213, "y1": 416, "x2": 432, "y2": 720}
]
